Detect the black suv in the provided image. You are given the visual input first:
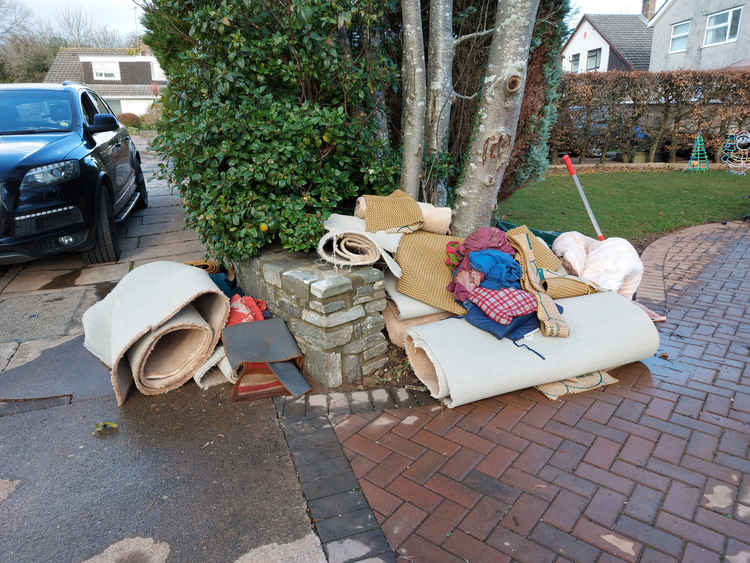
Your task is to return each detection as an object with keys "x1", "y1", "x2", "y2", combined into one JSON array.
[{"x1": 0, "y1": 83, "x2": 148, "y2": 264}]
